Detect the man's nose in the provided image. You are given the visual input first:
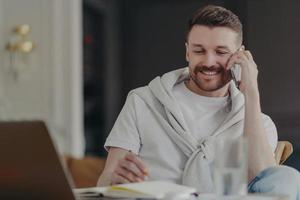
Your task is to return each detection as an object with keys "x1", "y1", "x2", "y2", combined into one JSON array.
[{"x1": 202, "y1": 54, "x2": 217, "y2": 67}]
